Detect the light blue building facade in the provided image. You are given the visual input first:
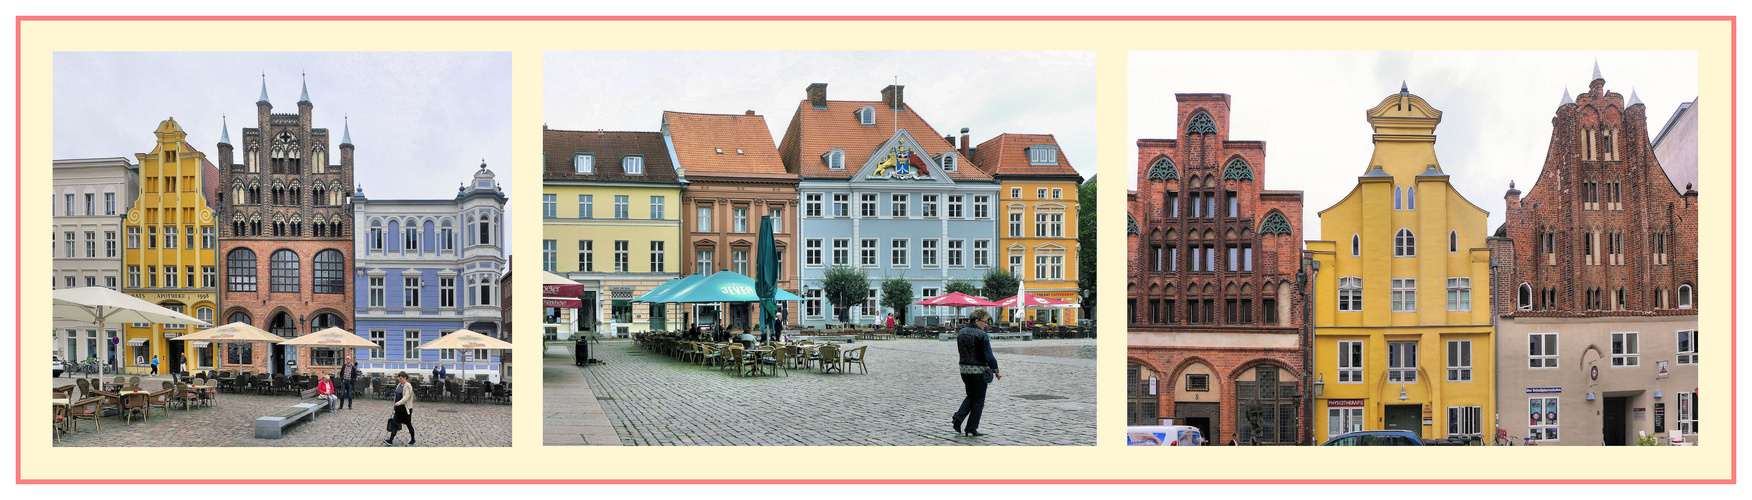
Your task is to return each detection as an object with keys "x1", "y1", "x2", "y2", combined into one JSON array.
[
  {"x1": 795, "y1": 129, "x2": 1001, "y2": 327},
  {"x1": 351, "y1": 163, "x2": 508, "y2": 381}
]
